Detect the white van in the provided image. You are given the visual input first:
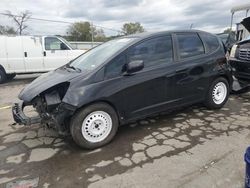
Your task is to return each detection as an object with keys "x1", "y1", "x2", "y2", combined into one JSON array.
[{"x1": 0, "y1": 35, "x2": 85, "y2": 83}]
